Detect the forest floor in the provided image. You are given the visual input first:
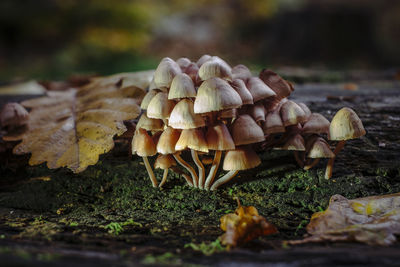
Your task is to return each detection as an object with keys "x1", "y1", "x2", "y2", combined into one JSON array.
[{"x1": 0, "y1": 76, "x2": 400, "y2": 266}]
